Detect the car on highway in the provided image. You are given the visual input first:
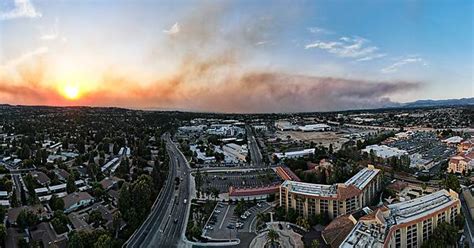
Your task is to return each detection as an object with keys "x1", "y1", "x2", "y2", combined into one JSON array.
[
  {"x1": 226, "y1": 224, "x2": 235, "y2": 229},
  {"x1": 184, "y1": 198, "x2": 187, "y2": 204},
  {"x1": 174, "y1": 218, "x2": 178, "y2": 223},
  {"x1": 214, "y1": 210, "x2": 221, "y2": 213}
]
